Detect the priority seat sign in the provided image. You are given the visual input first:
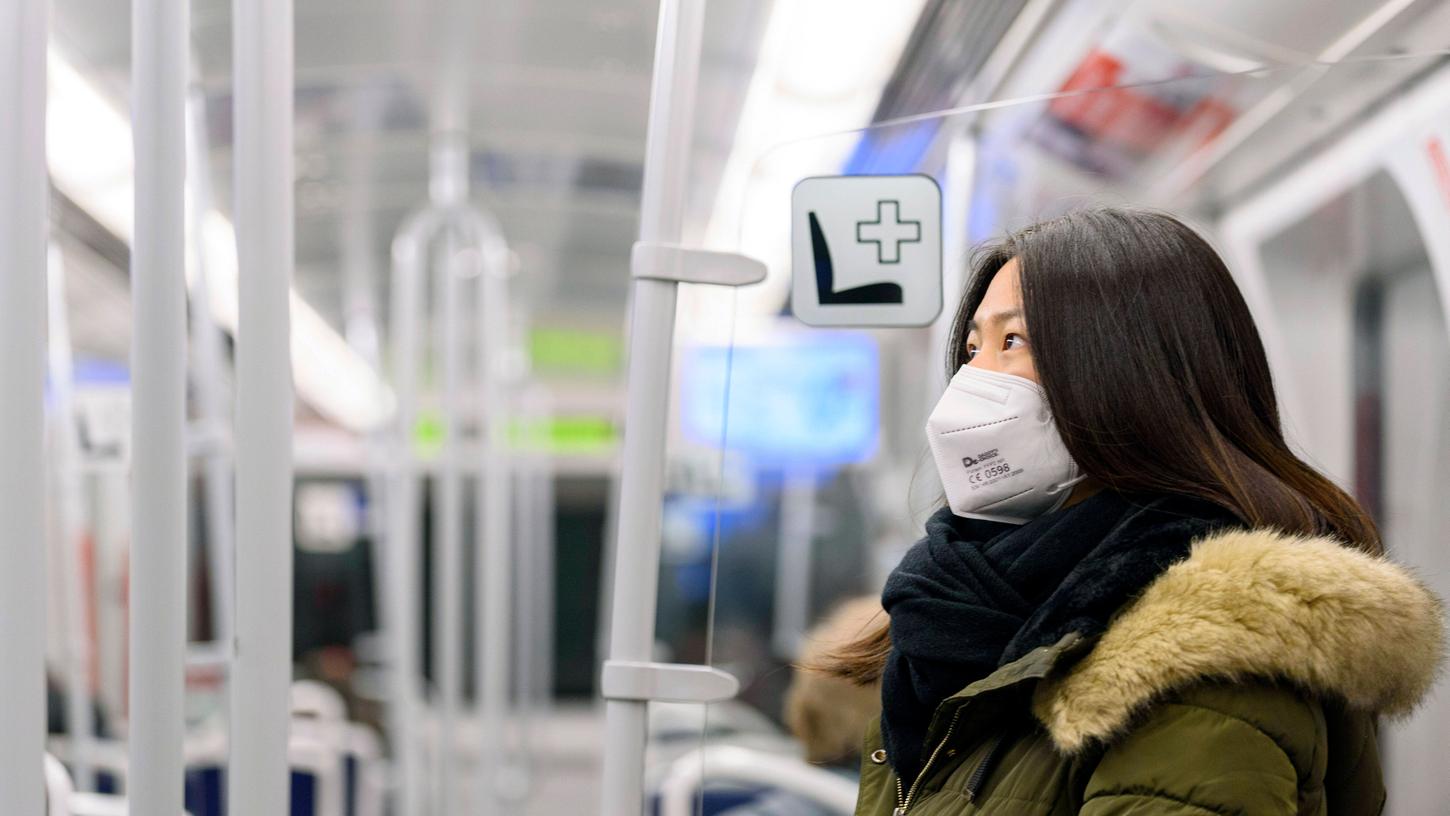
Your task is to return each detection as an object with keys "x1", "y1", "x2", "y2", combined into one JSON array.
[{"x1": 790, "y1": 174, "x2": 942, "y2": 327}]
